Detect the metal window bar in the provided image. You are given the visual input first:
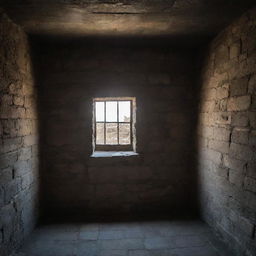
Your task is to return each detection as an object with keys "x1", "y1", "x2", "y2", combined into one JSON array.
[
  {"x1": 104, "y1": 101, "x2": 106, "y2": 144},
  {"x1": 117, "y1": 101, "x2": 119, "y2": 145}
]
